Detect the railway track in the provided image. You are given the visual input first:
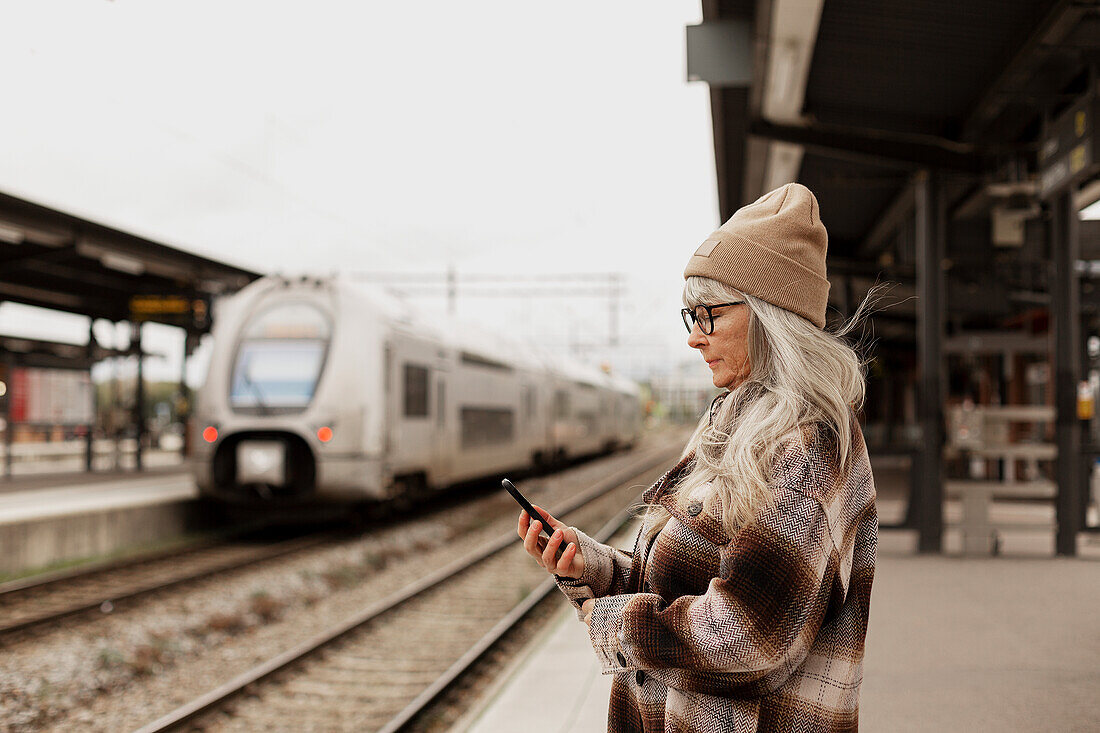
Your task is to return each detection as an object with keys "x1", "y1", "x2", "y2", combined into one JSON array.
[
  {"x1": 0, "y1": 527, "x2": 341, "y2": 637},
  {"x1": 133, "y1": 447, "x2": 677, "y2": 733},
  {"x1": 0, "y1": 445, "x2": 656, "y2": 640}
]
